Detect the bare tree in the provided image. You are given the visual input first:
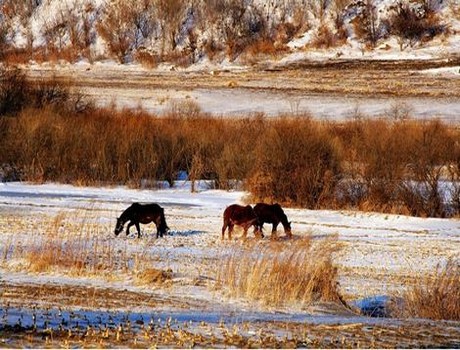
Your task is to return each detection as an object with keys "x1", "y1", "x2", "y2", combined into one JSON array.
[
  {"x1": 155, "y1": 0, "x2": 187, "y2": 56},
  {"x1": 97, "y1": 1, "x2": 138, "y2": 63},
  {"x1": 352, "y1": 0, "x2": 379, "y2": 49},
  {"x1": 1, "y1": 0, "x2": 41, "y2": 57},
  {"x1": 387, "y1": 0, "x2": 444, "y2": 50}
]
